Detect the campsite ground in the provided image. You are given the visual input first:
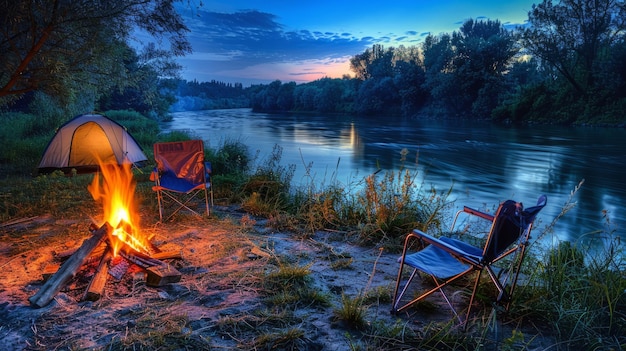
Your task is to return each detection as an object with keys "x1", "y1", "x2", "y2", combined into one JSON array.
[{"x1": 0, "y1": 205, "x2": 558, "y2": 350}]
